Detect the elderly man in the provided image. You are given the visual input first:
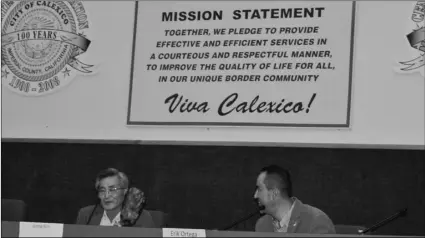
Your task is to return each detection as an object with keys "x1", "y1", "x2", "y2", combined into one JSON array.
[
  {"x1": 76, "y1": 168, "x2": 157, "y2": 227},
  {"x1": 254, "y1": 165, "x2": 335, "y2": 234}
]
